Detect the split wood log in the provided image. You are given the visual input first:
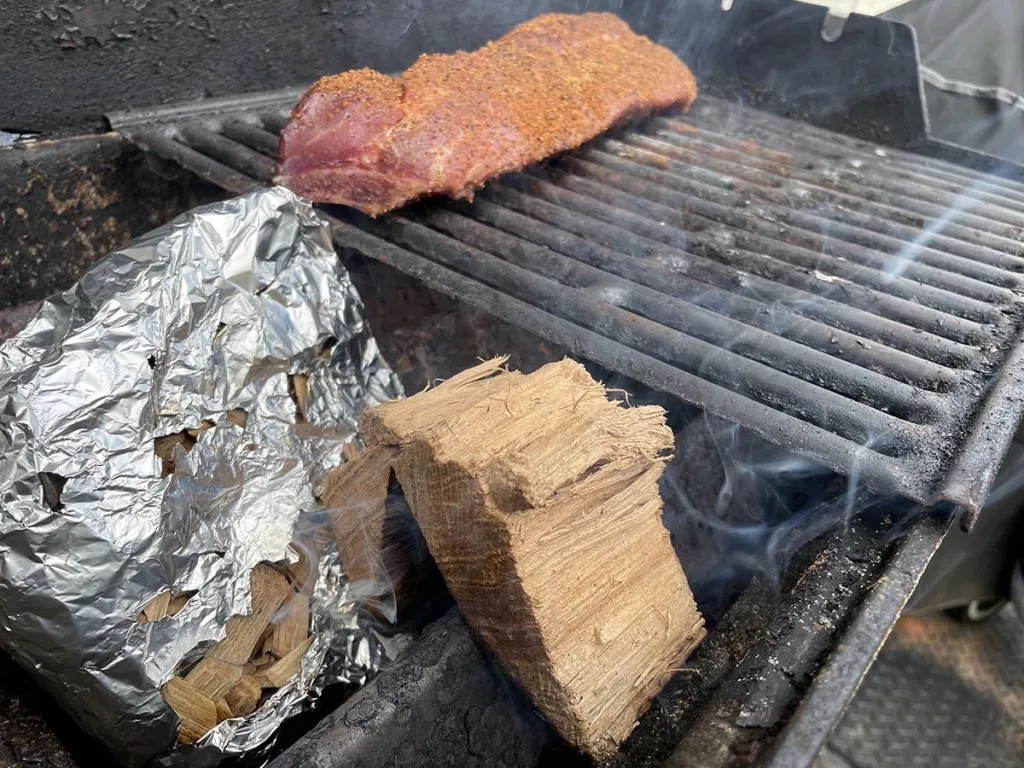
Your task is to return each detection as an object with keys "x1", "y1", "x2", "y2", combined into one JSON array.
[{"x1": 326, "y1": 357, "x2": 706, "y2": 760}]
